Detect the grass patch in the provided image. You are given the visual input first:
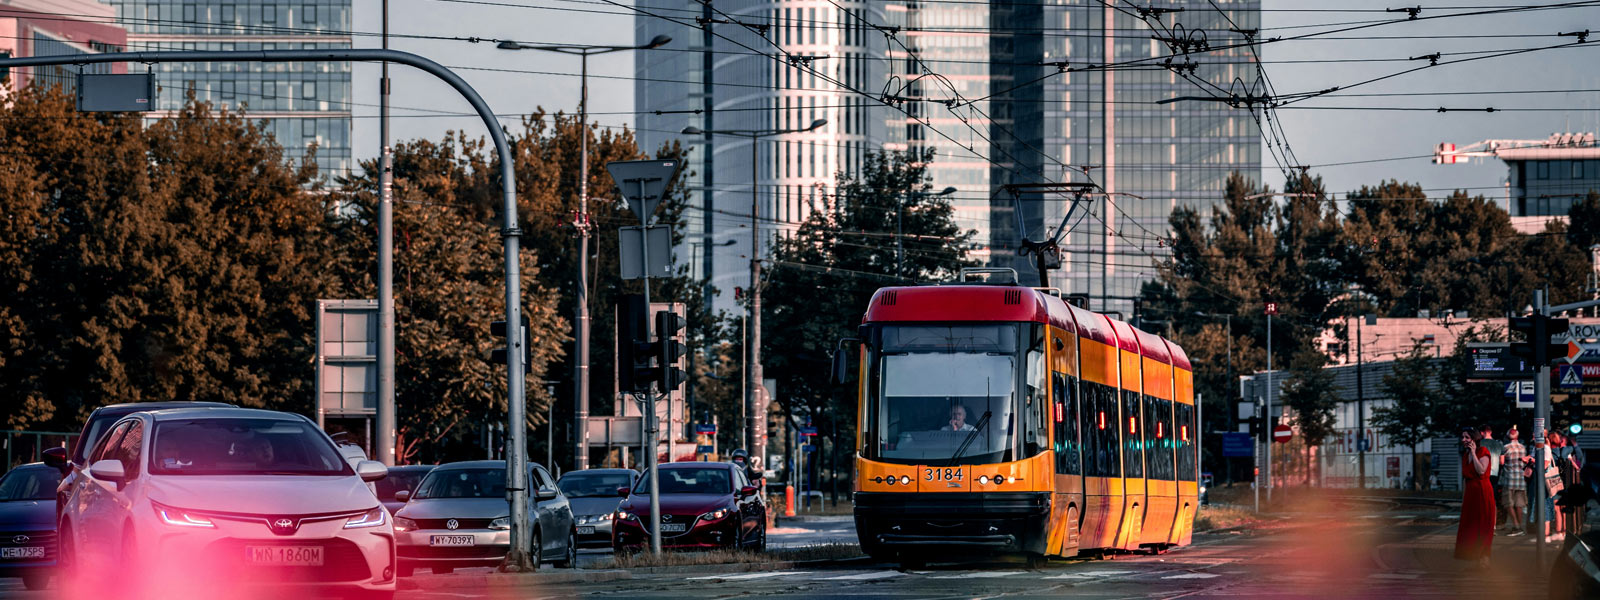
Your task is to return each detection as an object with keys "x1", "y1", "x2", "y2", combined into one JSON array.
[
  {"x1": 596, "y1": 543, "x2": 863, "y2": 569},
  {"x1": 1194, "y1": 505, "x2": 1262, "y2": 532}
]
